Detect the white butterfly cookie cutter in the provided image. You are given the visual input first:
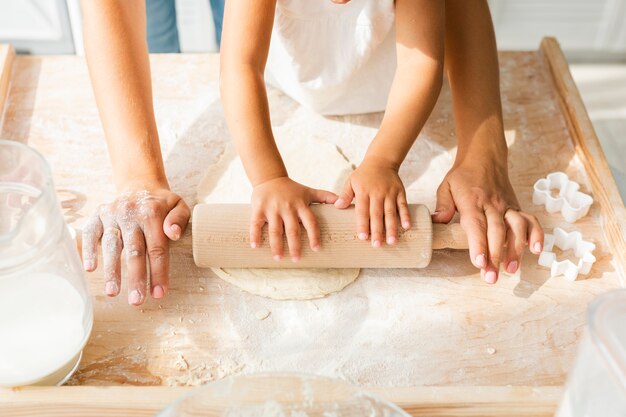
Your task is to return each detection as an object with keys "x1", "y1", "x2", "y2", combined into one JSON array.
[
  {"x1": 532, "y1": 172, "x2": 593, "y2": 223},
  {"x1": 538, "y1": 227, "x2": 596, "y2": 281}
]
